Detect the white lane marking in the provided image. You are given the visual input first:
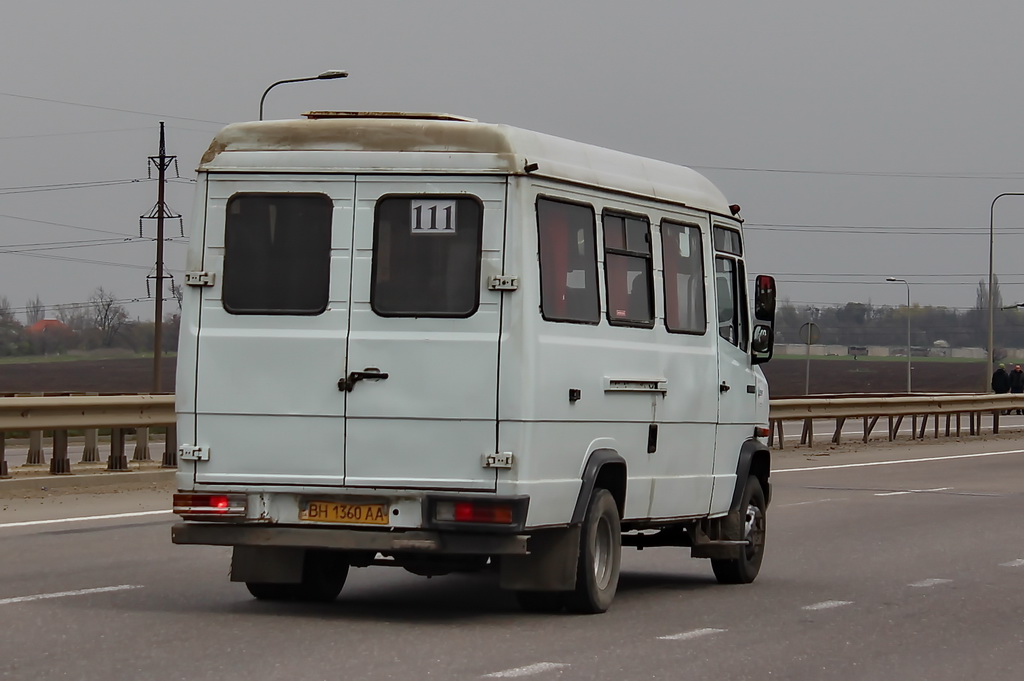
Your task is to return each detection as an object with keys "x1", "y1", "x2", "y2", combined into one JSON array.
[
  {"x1": 1000, "y1": 559, "x2": 1024, "y2": 568},
  {"x1": 483, "y1": 663, "x2": 570, "y2": 678},
  {"x1": 802, "y1": 600, "x2": 853, "y2": 611},
  {"x1": 778, "y1": 498, "x2": 836, "y2": 507},
  {"x1": 909, "y1": 578, "x2": 952, "y2": 588},
  {"x1": 0, "y1": 510, "x2": 172, "y2": 530},
  {"x1": 658, "y1": 628, "x2": 726, "y2": 641},
  {"x1": 0, "y1": 584, "x2": 142, "y2": 606},
  {"x1": 875, "y1": 487, "x2": 951, "y2": 497},
  {"x1": 776, "y1": 449, "x2": 1024, "y2": 473}
]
